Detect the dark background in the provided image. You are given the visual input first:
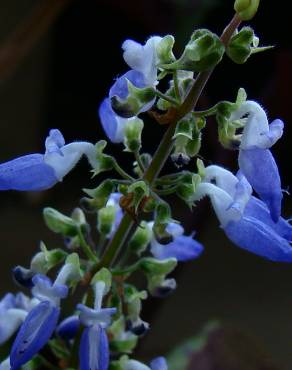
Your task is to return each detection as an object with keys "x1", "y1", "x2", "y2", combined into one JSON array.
[{"x1": 0, "y1": 0, "x2": 292, "y2": 369}]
